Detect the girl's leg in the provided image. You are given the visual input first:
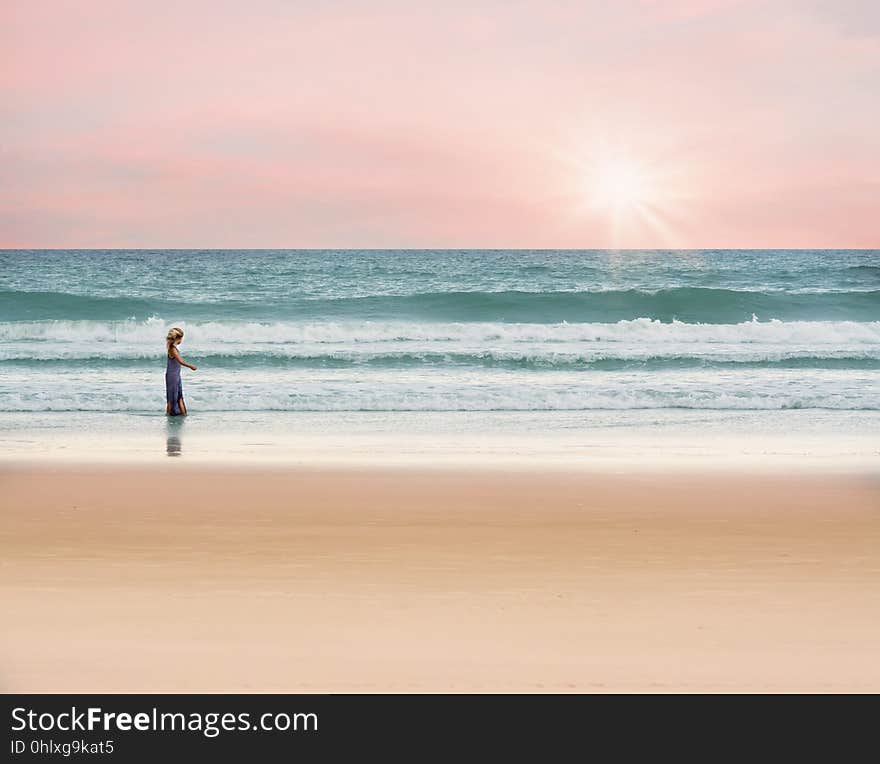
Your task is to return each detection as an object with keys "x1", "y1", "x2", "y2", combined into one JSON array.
[
  {"x1": 178, "y1": 398, "x2": 187, "y2": 416},
  {"x1": 166, "y1": 402, "x2": 172, "y2": 415}
]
